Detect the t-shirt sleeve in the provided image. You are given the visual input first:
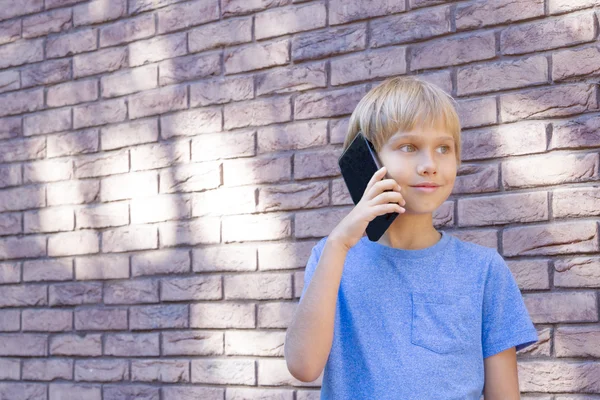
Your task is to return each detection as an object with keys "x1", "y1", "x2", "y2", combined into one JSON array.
[
  {"x1": 299, "y1": 237, "x2": 327, "y2": 303},
  {"x1": 481, "y1": 250, "x2": 539, "y2": 359}
]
